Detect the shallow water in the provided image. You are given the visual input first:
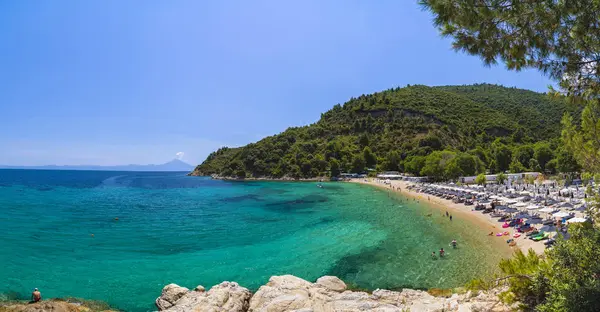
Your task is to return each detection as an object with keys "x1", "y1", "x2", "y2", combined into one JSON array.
[{"x1": 0, "y1": 170, "x2": 509, "y2": 311}]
